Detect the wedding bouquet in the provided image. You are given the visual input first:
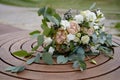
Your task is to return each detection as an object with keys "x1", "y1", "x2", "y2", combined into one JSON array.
[{"x1": 6, "y1": 6, "x2": 113, "y2": 72}]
